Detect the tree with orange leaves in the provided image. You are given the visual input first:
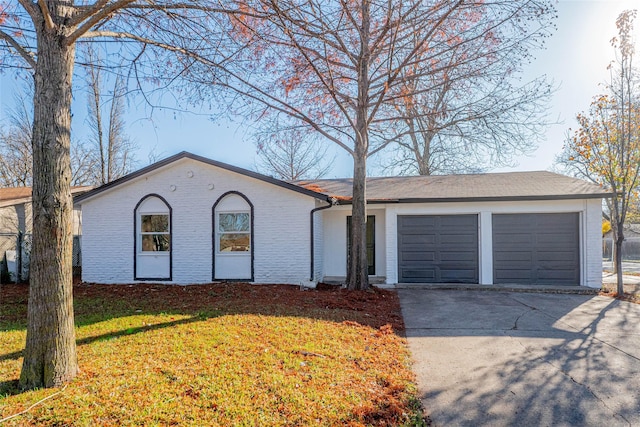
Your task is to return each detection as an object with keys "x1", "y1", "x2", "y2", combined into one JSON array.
[
  {"x1": 559, "y1": 10, "x2": 640, "y2": 295},
  {"x1": 195, "y1": 0, "x2": 557, "y2": 290}
]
